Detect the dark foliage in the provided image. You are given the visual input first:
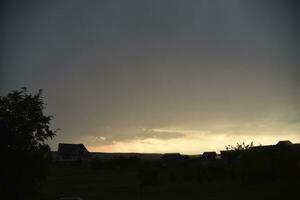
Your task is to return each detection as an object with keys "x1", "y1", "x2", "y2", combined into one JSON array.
[
  {"x1": 0, "y1": 88, "x2": 56, "y2": 200},
  {"x1": 226, "y1": 142, "x2": 254, "y2": 151}
]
